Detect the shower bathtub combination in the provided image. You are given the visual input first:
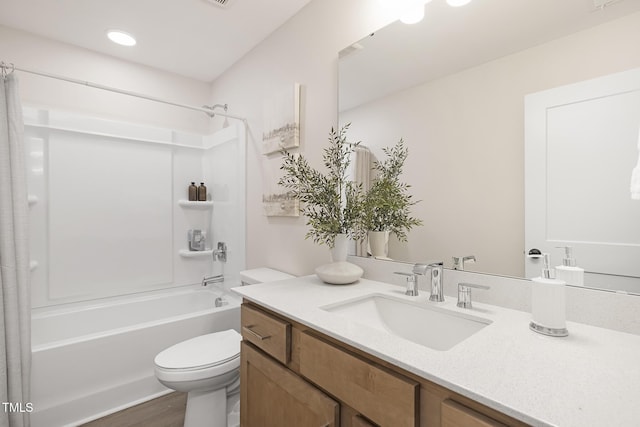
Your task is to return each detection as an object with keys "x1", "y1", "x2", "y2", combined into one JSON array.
[
  {"x1": 30, "y1": 285, "x2": 240, "y2": 427},
  {"x1": 10, "y1": 70, "x2": 247, "y2": 427}
]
